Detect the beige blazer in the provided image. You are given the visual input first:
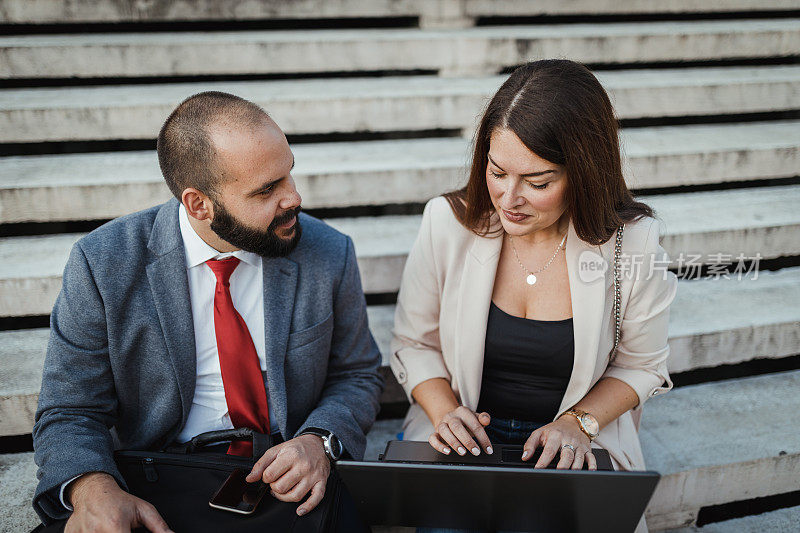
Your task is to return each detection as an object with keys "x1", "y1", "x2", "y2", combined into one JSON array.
[{"x1": 390, "y1": 196, "x2": 678, "y2": 471}]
